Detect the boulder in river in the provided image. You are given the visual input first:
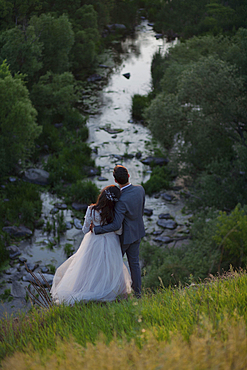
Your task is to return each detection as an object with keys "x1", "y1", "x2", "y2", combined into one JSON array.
[
  {"x1": 101, "y1": 126, "x2": 124, "y2": 134},
  {"x1": 141, "y1": 156, "x2": 169, "y2": 166},
  {"x1": 144, "y1": 209, "x2": 153, "y2": 216},
  {"x1": 23, "y1": 168, "x2": 50, "y2": 186},
  {"x1": 23, "y1": 273, "x2": 54, "y2": 286},
  {"x1": 158, "y1": 213, "x2": 172, "y2": 220},
  {"x1": 72, "y1": 203, "x2": 88, "y2": 212},
  {"x1": 154, "y1": 236, "x2": 173, "y2": 244},
  {"x1": 157, "y1": 219, "x2": 177, "y2": 230},
  {"x1": 74, "y1": 218, "x2": 83, "y2": 230},
  {"x1": 6, "y1": 245, "x2": 21, "y2": 259},
  {"x1": 122, "y1": 72, "x2": 130, "y2": 79},
  {"x1": 161, "y1": 193, "x2": 174, "y2": 202},
  {"x1": 83, "y1": 166, "x2": 100, "y2": 177},
  {"x1": 11, "y1": 281, "x2": 26, "y2": 299},
  {"x1": 3, "y1": 225, "x2": 32, "y2": 238},
  {"x1": 87, "y1": 74, "x2": 102, "y2": 83}
]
